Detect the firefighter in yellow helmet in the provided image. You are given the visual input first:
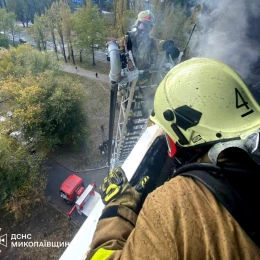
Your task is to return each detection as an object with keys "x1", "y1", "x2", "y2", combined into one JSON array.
[
  {"x1": 87, "y1": 58, "x2": 260, "y2": 259},
  {"x1": 117, "y1": 10, "x2": 180, "y2": 126},
  {"x1": 119, "y1": 10, "x2": 180, "y2": 75}
]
